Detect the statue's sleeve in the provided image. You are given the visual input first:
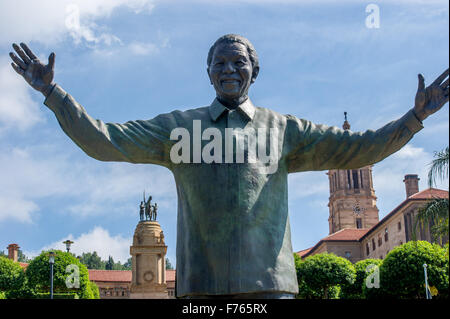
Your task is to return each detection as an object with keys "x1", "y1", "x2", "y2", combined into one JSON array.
[
  {"x1": 44, "y1": 84, "x2": 177, "y2": 167},
  {"x1": 283, "y1": 109, "x2": 424, "y2": 173}
]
